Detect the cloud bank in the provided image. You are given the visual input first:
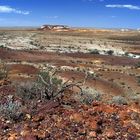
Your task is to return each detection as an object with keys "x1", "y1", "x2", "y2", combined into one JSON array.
[
  {"x1": 106, "y1": 4, "x2": 140, "y2": 10},
  {"x1": 0, "y1": 5, "x2": 30, "y2": 15}
]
